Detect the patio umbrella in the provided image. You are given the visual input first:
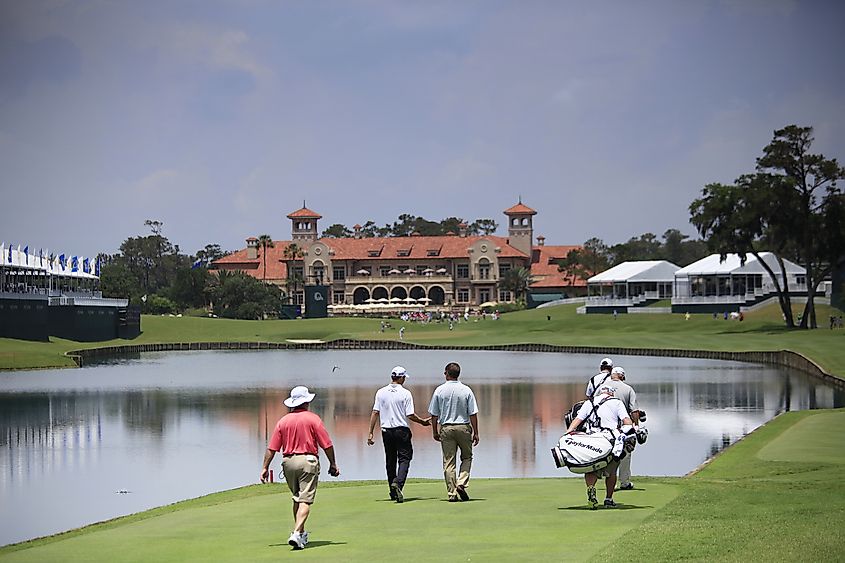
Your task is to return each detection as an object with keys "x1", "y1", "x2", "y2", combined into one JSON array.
[
  {"x1": 403, "y1": 268, "x2": 415, "y2": 274},
  {"x1": 423, "y1": 268, "x2": 434, "y2": 274},
  {"x1": 390, "y1": 297, "x2": 403, "y2": 303},
  {"x1": 404, "y1": 297, "x2": 417, "y2": 303},
  {"x1": 377, "y1": 298, "x2": 389, "y2": 303},
  {"x1": 365, "y1": 298, "x2": 376, "y2": 303},
  {"x1": 388, "y1": 269, "x2": 401, "y2": 275},
  {"x1": 418, "y1": 297, "x2": 432, "y2": 303},
  {"x1": 356, "y1": 269, "x2": 370, "y2": 275},
  {"x1": 436, "y1": 268, "x2": 447, "y2": 274}
]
